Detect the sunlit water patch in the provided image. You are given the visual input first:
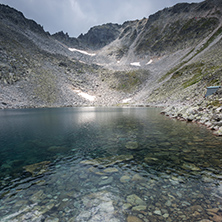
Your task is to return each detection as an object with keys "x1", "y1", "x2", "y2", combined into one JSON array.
[{"x1": 0, "y1": 107, "x2": 222, "y2": 222}]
